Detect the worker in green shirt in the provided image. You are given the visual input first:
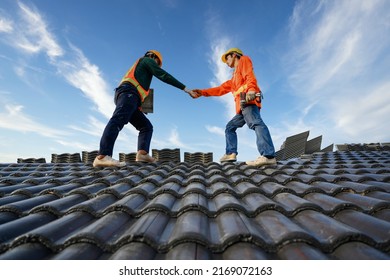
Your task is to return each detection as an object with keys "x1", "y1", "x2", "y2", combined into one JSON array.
[{"x1": 93, "y1": 50, "x2": 196, "y2": 167}]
